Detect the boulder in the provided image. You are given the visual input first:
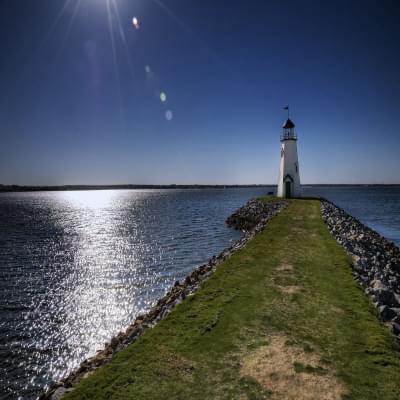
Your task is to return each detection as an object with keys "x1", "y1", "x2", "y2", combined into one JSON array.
[
  {"x1": 391, "y1": 322, "x2": 400, "y2": 336},
  {"x1": 378, "y1": 305, "x2": 398, "y2": 321},
  {"x1": 370, "y1": 279, "x2": 387, "y2": 290},
  {"x1": 371, "y1": 288, "x2": 400, "y2": 308}
]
